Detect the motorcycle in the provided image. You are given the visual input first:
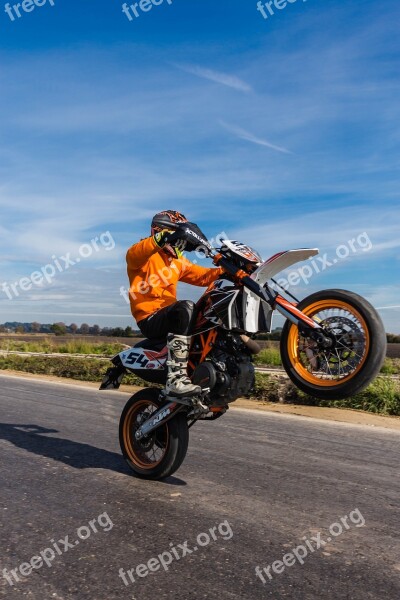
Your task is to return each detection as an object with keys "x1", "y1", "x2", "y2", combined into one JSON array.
[{"x1": 100, "y1": 224, "x2": 386, "y2": 480}]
